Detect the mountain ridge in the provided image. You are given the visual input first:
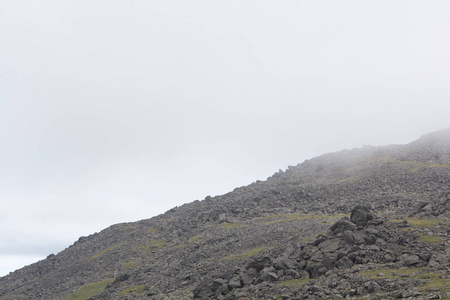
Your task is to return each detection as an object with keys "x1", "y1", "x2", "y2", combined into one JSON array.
[{"x1": 1, "y1": 128, "x2": 449, "y2": 299}]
